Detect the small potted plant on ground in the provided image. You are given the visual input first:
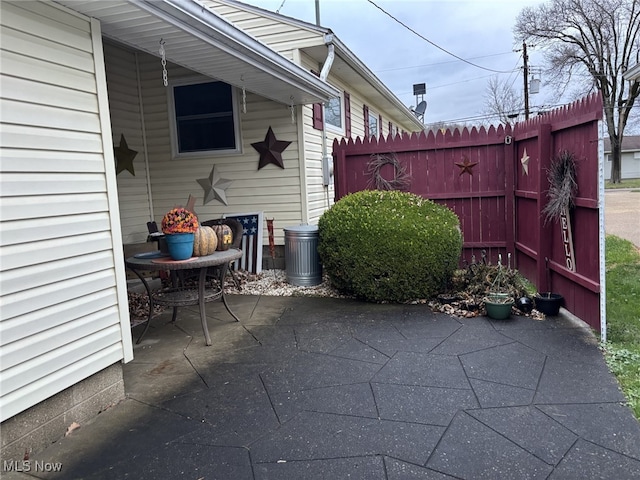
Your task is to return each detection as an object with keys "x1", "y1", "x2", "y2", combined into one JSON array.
[
  {"x1": 482, "y1": 255, "x2": 514, "y2": 320},
  {"x1": 534, "y1": 292, "x2": 564, "y2": 316}
]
